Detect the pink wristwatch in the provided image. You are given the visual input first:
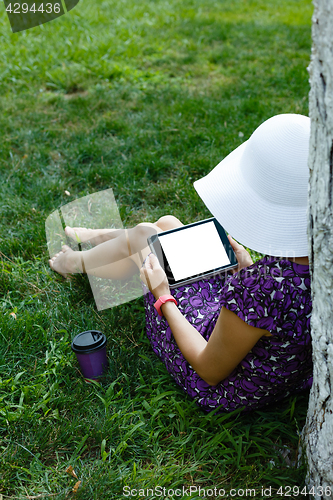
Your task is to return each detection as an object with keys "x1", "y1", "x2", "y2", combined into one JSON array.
[{"x1": 154, "y1": 294, "x2": 178, "y2": 316}]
